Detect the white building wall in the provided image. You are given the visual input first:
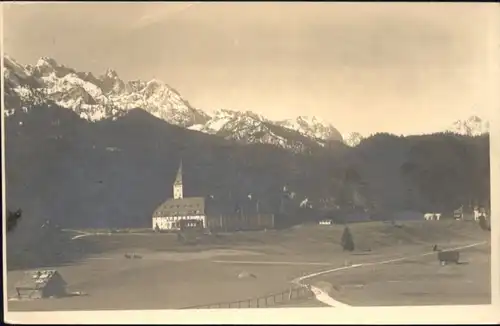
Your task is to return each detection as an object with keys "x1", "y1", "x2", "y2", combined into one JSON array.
[
  {"x1": 153, "y1": 215, "x2": 206, "y2": 230},
  {"x1": 424, "y1": 213, "x2": 441, "y2": 221}
]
